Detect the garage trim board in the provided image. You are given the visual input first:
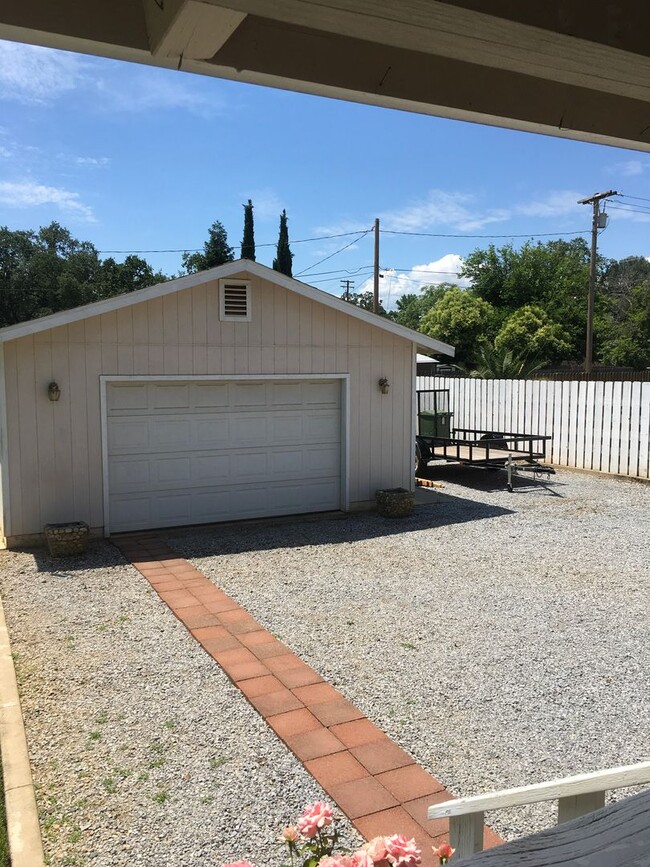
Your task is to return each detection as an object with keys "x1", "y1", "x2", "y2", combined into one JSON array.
[{"x1": 100, "y1": 374, "x2": 350, "y2": 536}]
